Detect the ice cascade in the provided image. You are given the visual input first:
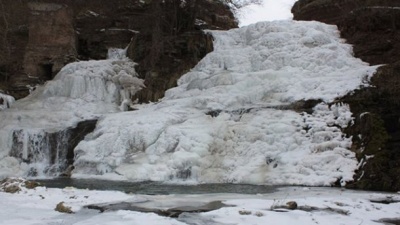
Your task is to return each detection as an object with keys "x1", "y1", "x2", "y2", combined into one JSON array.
[
  {"x1": 0, "y1": 49, "x2": 144, "y2": 178},
  {"x1": 72, "y1": 21, "x2": 377, "y2": 186}
]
